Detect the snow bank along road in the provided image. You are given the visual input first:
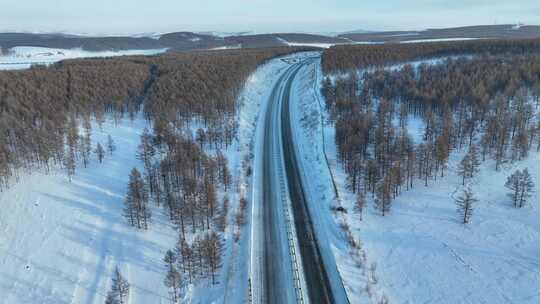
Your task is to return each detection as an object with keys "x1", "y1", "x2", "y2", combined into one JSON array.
[{"x1": 251, "y1": 55, "x2": 344, "y2": 304}]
